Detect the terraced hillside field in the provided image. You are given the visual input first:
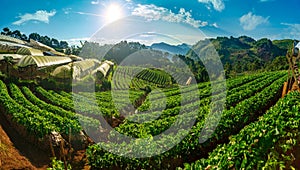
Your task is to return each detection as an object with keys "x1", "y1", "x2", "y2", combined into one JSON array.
[{"x1": 0, "y1": 70, "x2": 295, "y2": 169}]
